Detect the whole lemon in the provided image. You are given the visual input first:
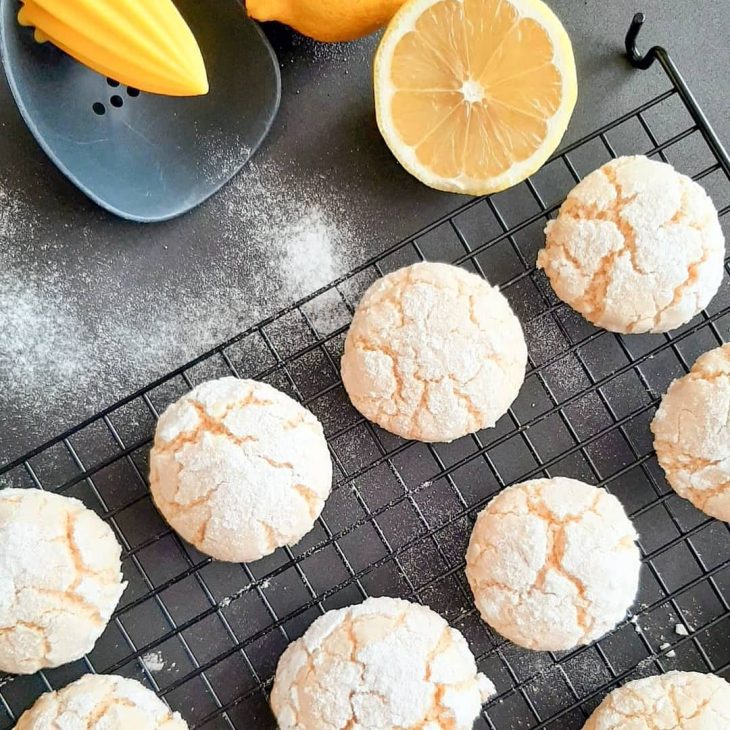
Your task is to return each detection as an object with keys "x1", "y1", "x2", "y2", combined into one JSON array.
[{"x1": 246, "y1": 0, "x2": 407, "y2": 42}]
